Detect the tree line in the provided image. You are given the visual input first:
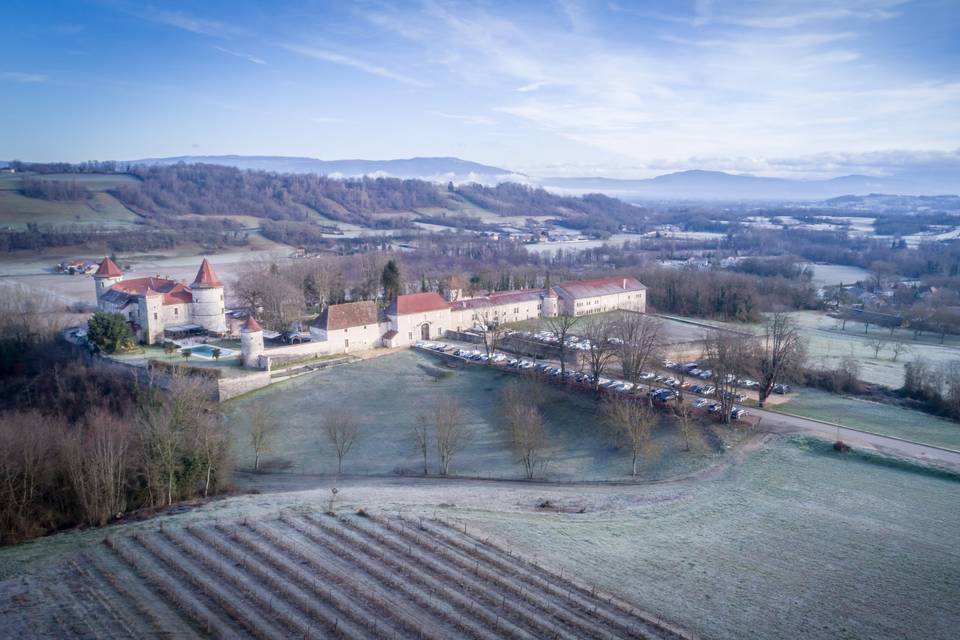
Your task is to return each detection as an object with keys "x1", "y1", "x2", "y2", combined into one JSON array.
[{"x1": 0, "y1": 289, "x2": 231, "y2": 545}]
